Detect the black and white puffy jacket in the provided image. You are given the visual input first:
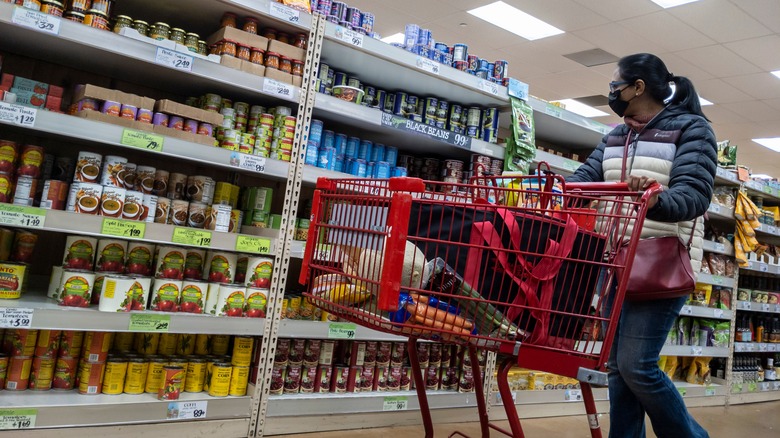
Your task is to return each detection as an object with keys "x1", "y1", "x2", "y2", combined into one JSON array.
[{"x1": 567, "y1": 104, "x2": 718, "y2": 272}]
